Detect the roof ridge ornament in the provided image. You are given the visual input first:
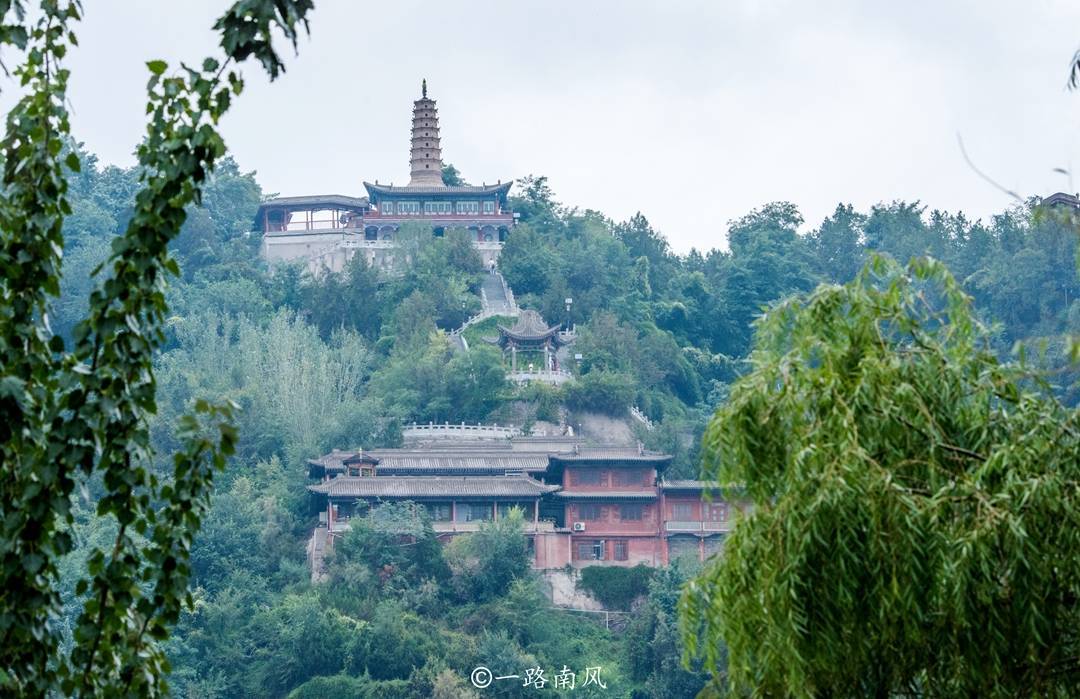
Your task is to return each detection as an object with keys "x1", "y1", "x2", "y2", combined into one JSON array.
[{"x1": 422, "y1": 78, "x2": 427, "y2": 99}]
